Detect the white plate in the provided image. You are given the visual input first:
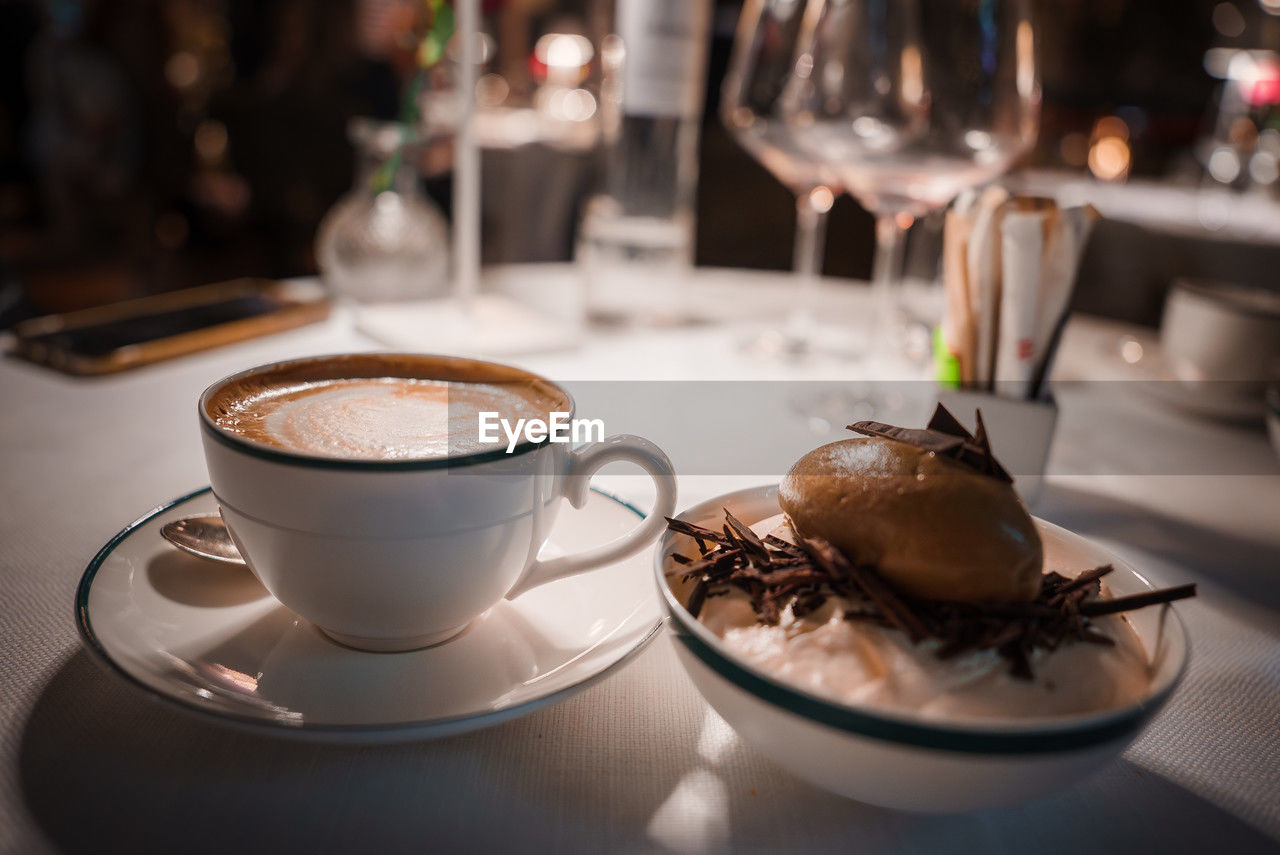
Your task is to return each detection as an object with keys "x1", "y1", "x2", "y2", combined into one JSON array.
[{"x1": 77, "y1": 487, "x2": 662, "y2": 742}]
